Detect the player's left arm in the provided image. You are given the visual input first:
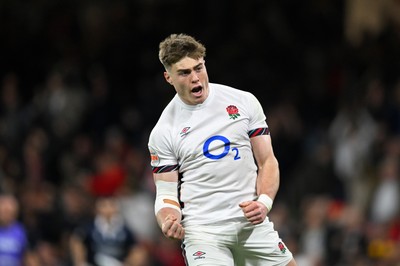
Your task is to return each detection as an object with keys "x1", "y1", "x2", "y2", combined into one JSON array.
[
  {"x1": 252, "y1": 134, "x2": 280, "y2": 201},
  {"x1": 239, "y1": 134, "x2": 279, "y2": 224}
]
